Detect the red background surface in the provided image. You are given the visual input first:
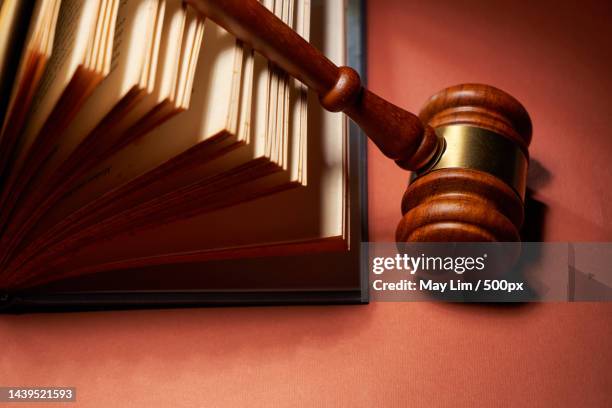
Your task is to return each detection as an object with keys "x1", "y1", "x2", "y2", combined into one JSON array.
[{"x1": 1, "y1": 1, "x2": 611, "y2": 406}]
